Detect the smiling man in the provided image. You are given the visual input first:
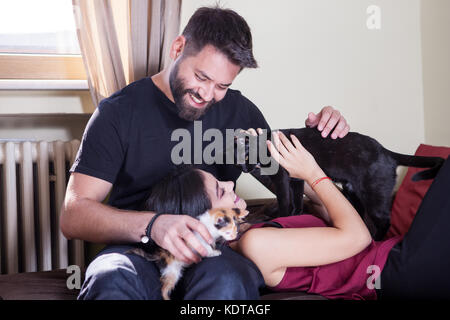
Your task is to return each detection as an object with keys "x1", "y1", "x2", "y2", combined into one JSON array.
[
  {"x1": 61, "y1": 6, "x2": 349, "y2": 300},
  {"x1": 166, "y1": 44, "x2": 238, "y2": 121}
]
